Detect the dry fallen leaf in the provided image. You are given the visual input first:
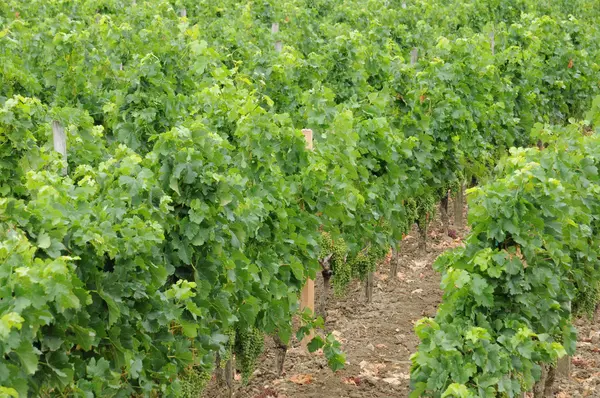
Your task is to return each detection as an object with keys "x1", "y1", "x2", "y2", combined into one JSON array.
[
  {"x1": 252, "y1": 387, "x2": 279, "y2": 398},
  {"x1": 289, "y1": 374, "x2": 313, "y2": 385},
  {"x1": 382, "y1": 377, "x2": 402, "y2": 386},
  {"x1": 411, "y1": 260, "x2": 427, "y2": 270},
  {"x1": 375, "y1": 272, "x2": 389, "y2": 281},
  {"x1": 572, "y1": 356, "x2": 596, "y2": 368},
  {"x1": 358, "y1": 360, "x2": 386, "y2": 377},
  {"x1": 342, "y1": 376, "x2": 361, "y2": 386}
]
